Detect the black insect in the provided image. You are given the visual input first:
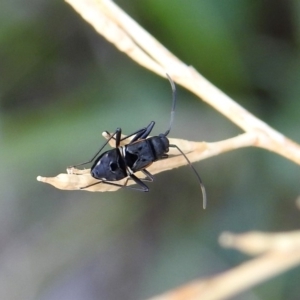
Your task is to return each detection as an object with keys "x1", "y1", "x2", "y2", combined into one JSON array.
[{"x1": 71, "y1": 75, "x2": 207, "y2": 208}]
